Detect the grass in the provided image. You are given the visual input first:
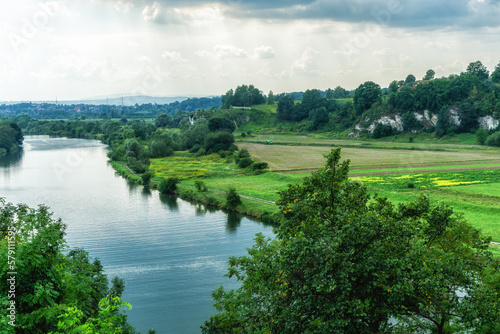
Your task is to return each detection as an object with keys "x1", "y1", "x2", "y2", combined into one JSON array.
[{"x1": 116, "y1": 133, "x2": 500, "y2": 249}]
